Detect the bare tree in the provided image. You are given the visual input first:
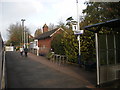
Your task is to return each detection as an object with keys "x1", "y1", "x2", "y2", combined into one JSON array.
[
  {"x1": 48, "y1": 23, "x2": 56, "y2": 31},
  {"x1": 34, "y1": 28, "x2": 42, "y2": 37},
  {"x1": 6, "y1": 22, "x2": 30, "y2": 46}
]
